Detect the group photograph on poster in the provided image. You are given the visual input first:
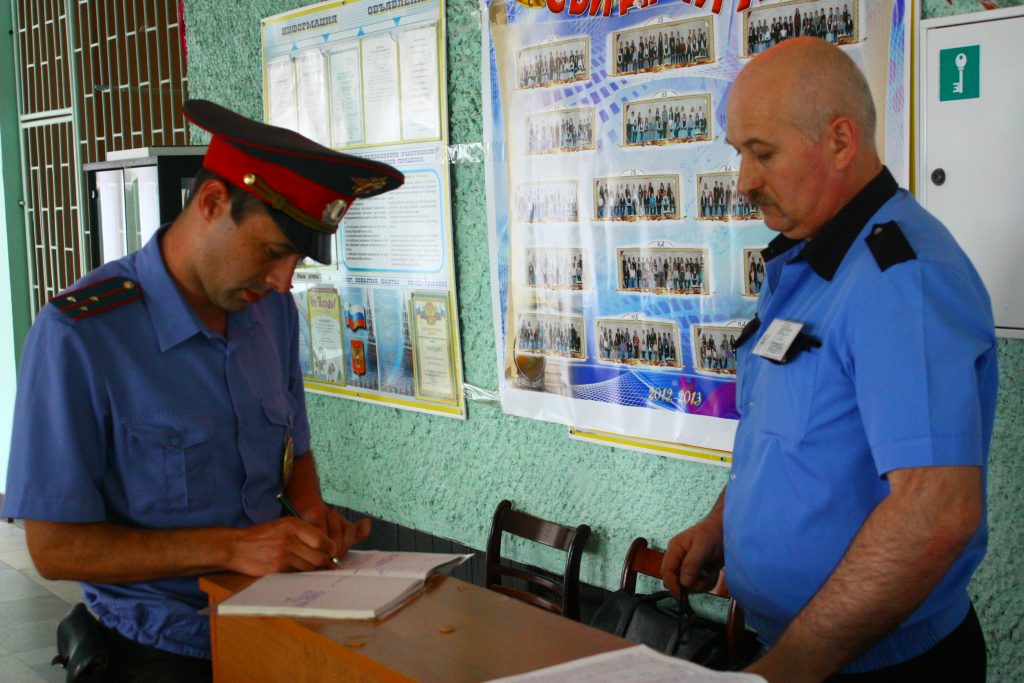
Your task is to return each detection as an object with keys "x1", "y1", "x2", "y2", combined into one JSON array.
[
  {"x1": 616, "y1": 246, "x2": 709, "y2": 296},
  {"x1": 696, "y1": 171, "x2": 762, "y2": 221},
  {"x1": 691, "y1": 322, "x2": 744, "y2": 376},
  {"x1": 744, "y1": 0, "x2": 860, "y2": 57},
  {"x1": 485, "y1": 0, "x2": 911, "y2": 456},
  {"x1": 742, "y1": 247, "x2": 767, "y2": 297},
  {"x1": 516, "y1": 37, "x2": 590, "y2": 89},
  {"x1": 612, "y1": 15, "x2": 715, "y2": 76},
  {"x1": 622, "y1": 93, "x2": 712, "y2": 147},
  {"x1": 526, "y1": 107, "x2": 596, "y2": 154},
  {"x1": 515, "y1": 313, "x2": 587, "y2": 360},
  {"x1": 594, "y1": 174, "x2": 681, "y2": 221},
  {"x1": 525, "y1": 247, "x2": 590, "y2": 291},
  {"x1": 595, "y1": 317, "x2": 682, "y2": 369},
  {"x1": 514, "y1": 180, "x2": 580, "y2": 222}
]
